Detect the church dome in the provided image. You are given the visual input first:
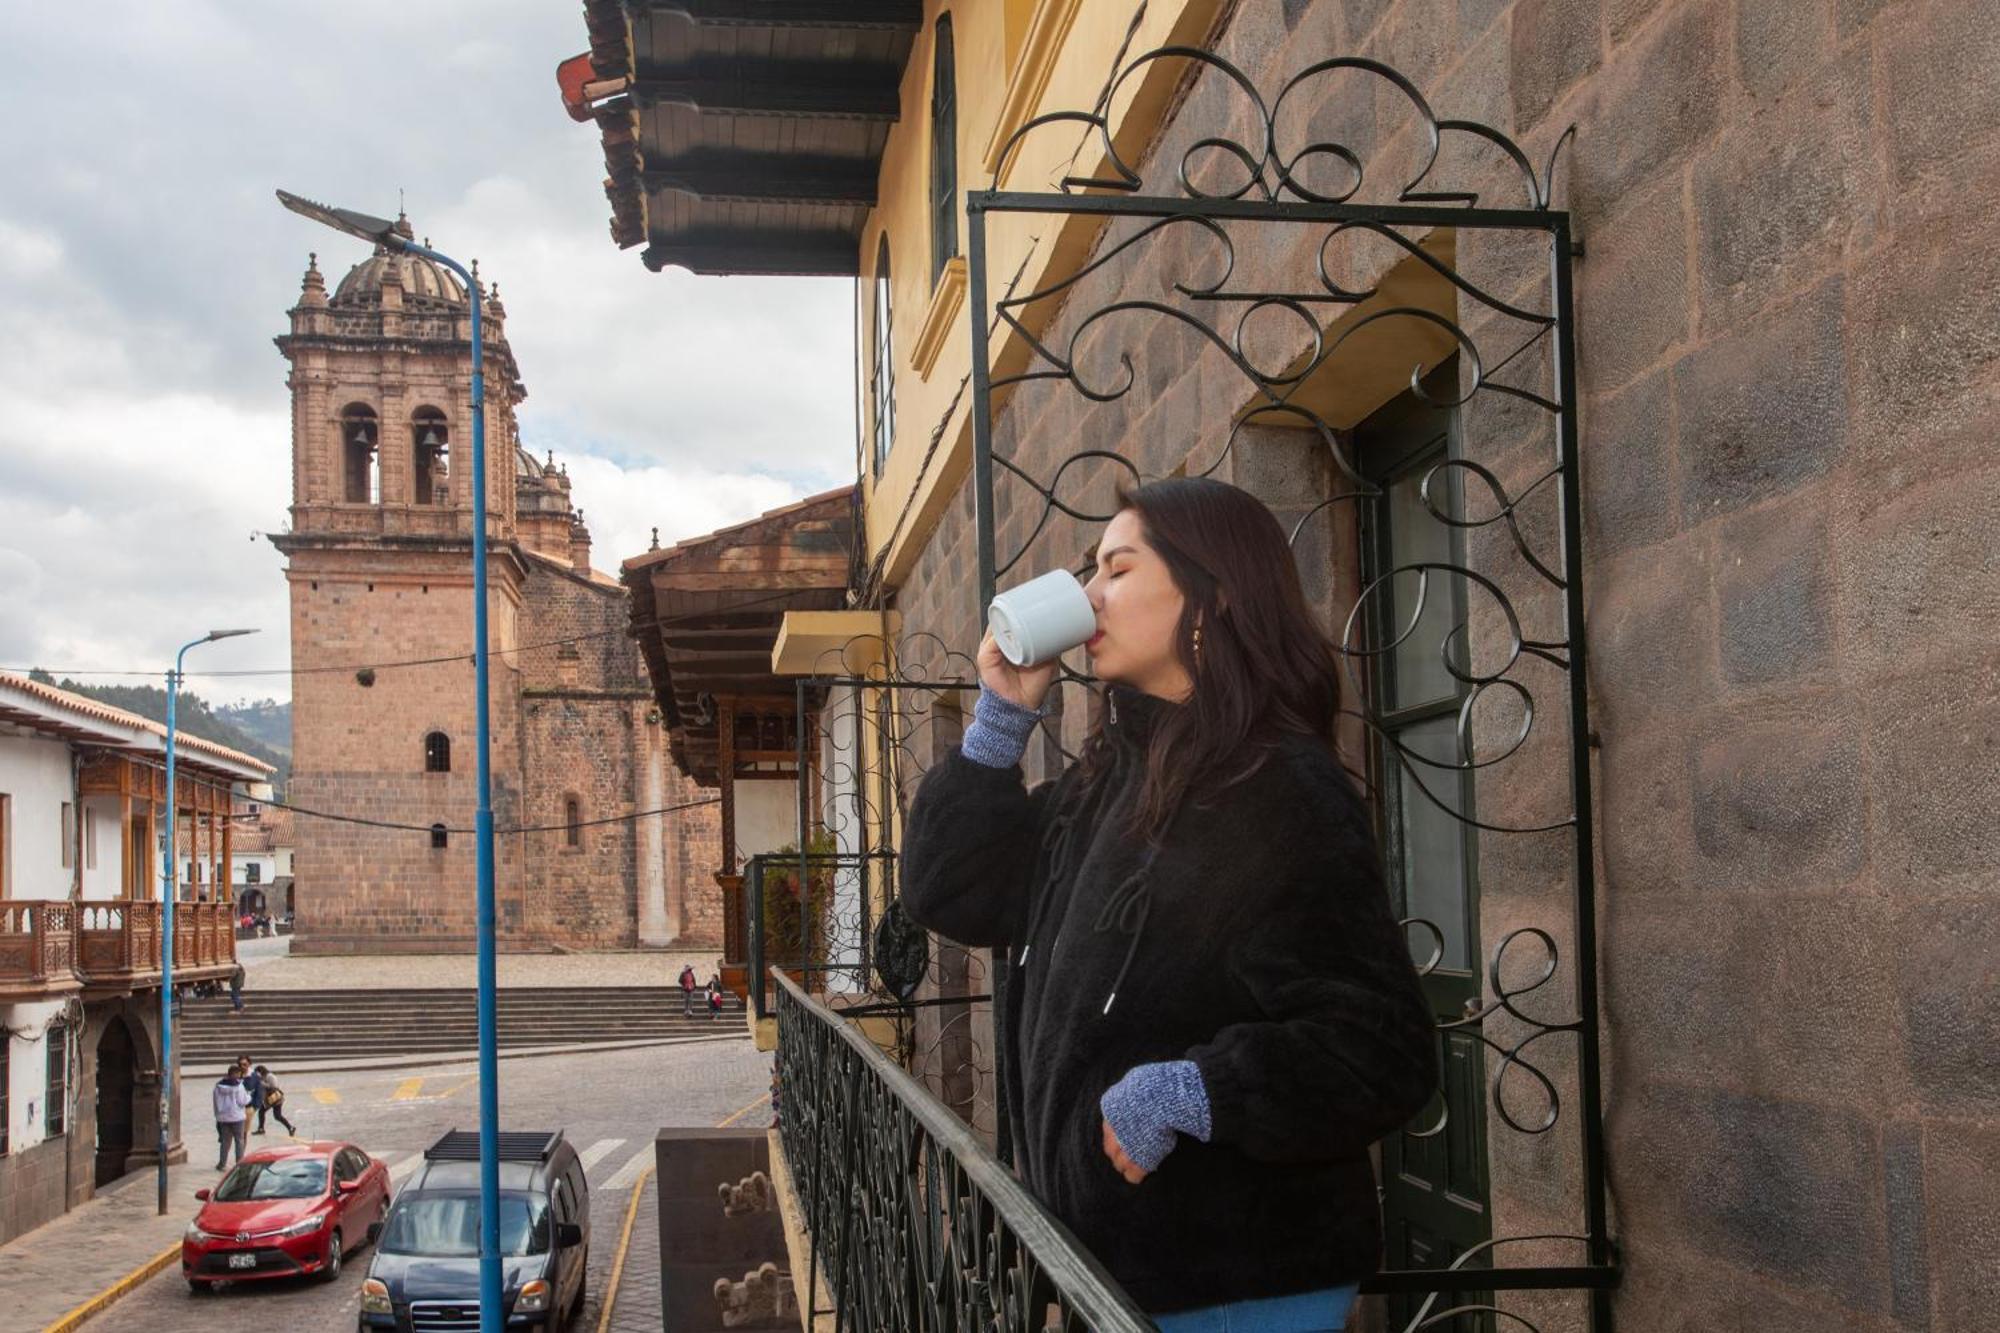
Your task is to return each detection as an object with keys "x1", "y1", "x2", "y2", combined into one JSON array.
[{"x1": 330, "y1": 215, "x2": 468, "y2": 310}]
